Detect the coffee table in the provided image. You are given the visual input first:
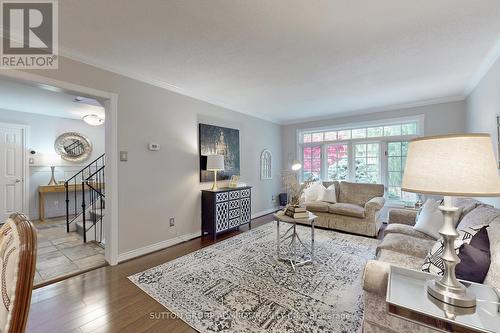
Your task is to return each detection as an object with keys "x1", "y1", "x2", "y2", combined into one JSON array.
[{"x1": 273, "y1": 211, "x2": 317, "y2": 272}]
